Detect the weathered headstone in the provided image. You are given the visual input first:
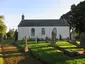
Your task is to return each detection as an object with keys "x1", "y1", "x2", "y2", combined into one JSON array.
[
  {"x1": 70, "y1": 28, "x2": 76, "y2": 44},
  {"x1": 24, "y1": 36, "x2": 29, "y2": 52},
  {"x1": 80, "y1": 32, "x2": 85, "y2": 49},
  {"x1": 59, "y1": 35, "x2": 62, "y2": 40},
  {"x1": 45, "y1": 36, "x2": 49, "y2": 43},
  {"x1": 51, "y1": 28, "x2": 57, "y2": 46},
  {"x1": 35, "y1": 37, "x2": 38, "y2": 43},
  {"x1": 71, "y1": 34, "x2": 76, "y2": 43}
]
